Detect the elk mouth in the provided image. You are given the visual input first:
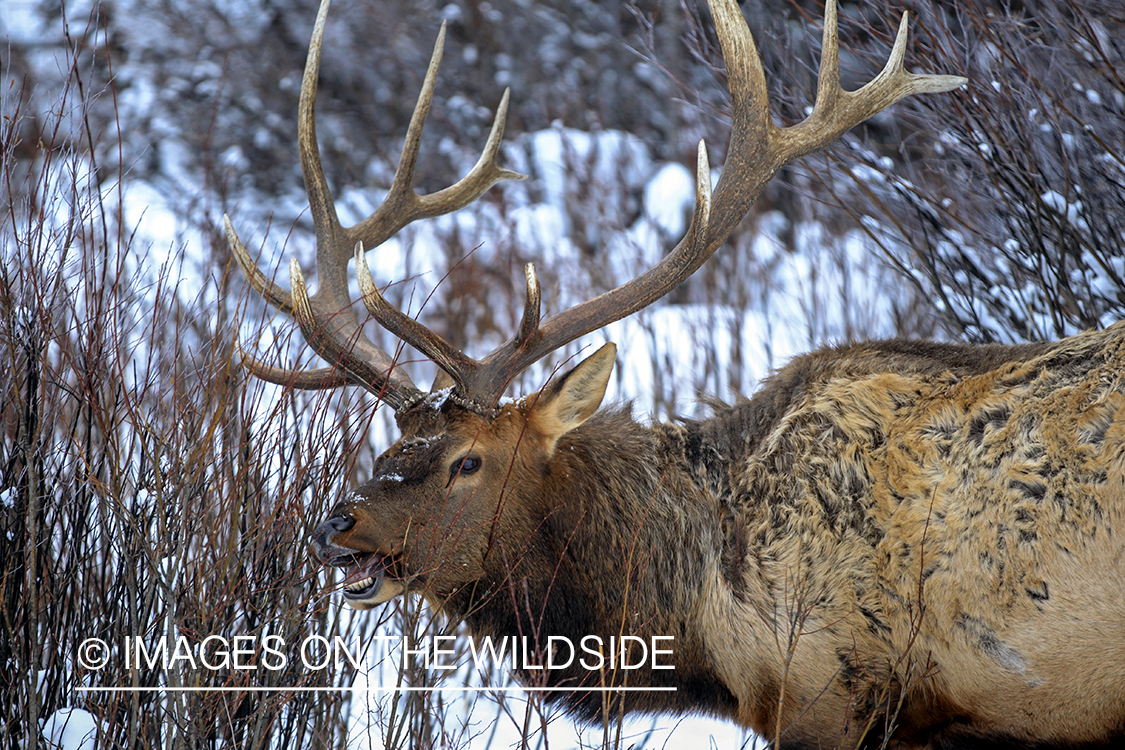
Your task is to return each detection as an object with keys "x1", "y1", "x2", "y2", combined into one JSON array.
[
  {"x1": 340, "y1": 554, "x2": 392, "y2": 600},
  {"x1": 330, "y1": 552, "x2": 410, "y2": 608}
]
